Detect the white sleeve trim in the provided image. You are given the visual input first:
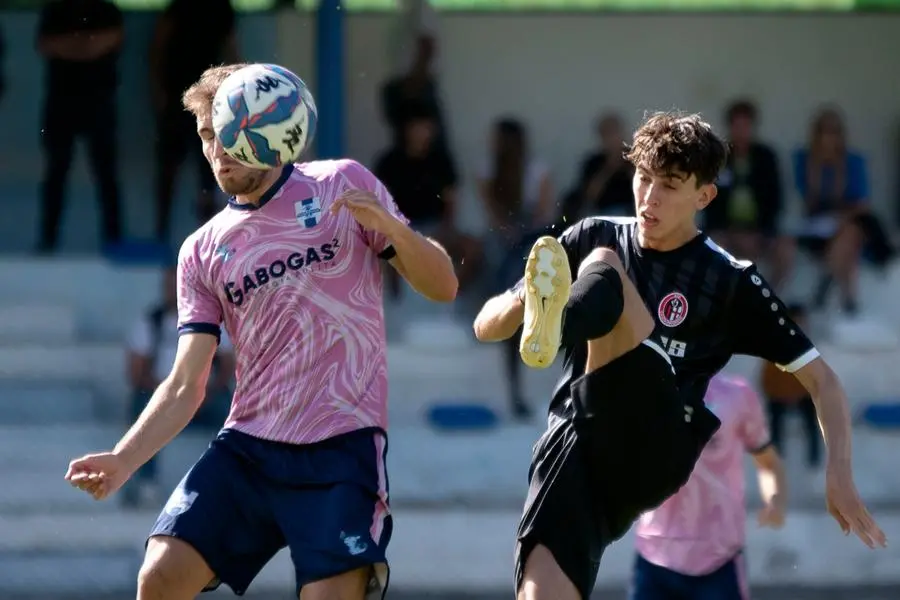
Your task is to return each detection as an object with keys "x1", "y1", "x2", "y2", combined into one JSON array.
[{"x1": 778, "y1": 347, "x2": 820, "y2": 373}]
